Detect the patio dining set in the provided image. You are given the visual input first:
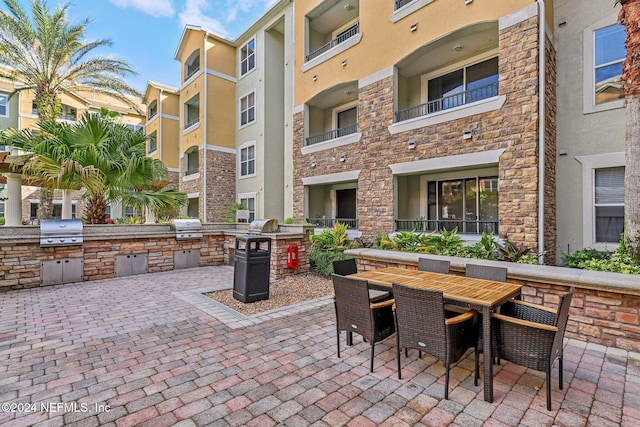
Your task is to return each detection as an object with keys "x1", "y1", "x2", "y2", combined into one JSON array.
[{"x1": 330, "y1": 258, "x2": 574, "y2": 411}]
